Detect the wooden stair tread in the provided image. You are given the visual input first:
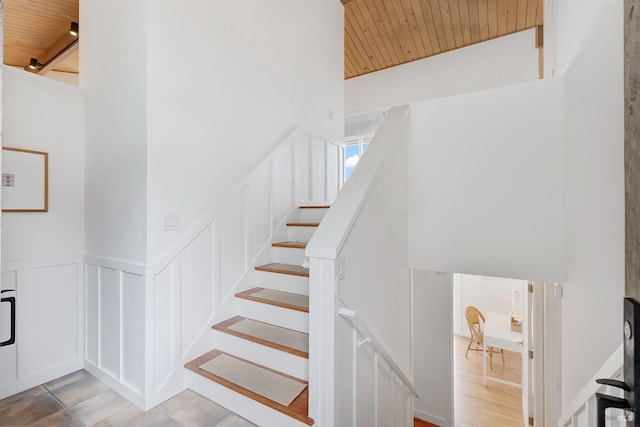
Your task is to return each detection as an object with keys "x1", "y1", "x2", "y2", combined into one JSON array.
[
  {"x1": 286, "y1": 222, "x2": 320, "y2": 227},
  {"x1": 255, "y1": 263, "x2": 309, "y2": 277},
  {"x1": 213, "y1": 316, "x2": 309, "y2": 358},
  {"x1": 272, "y1": 241, "x2": 307, "y2": 249},
  {"x1": 236, "y1": 287, "x2": 309, "y2": 313},
  {"x1": 298, "y1": 205, "x2": 330, "y2": 209},
  {"x1": 185, "y1": 349, "x2": 313, "y2": 425}
]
